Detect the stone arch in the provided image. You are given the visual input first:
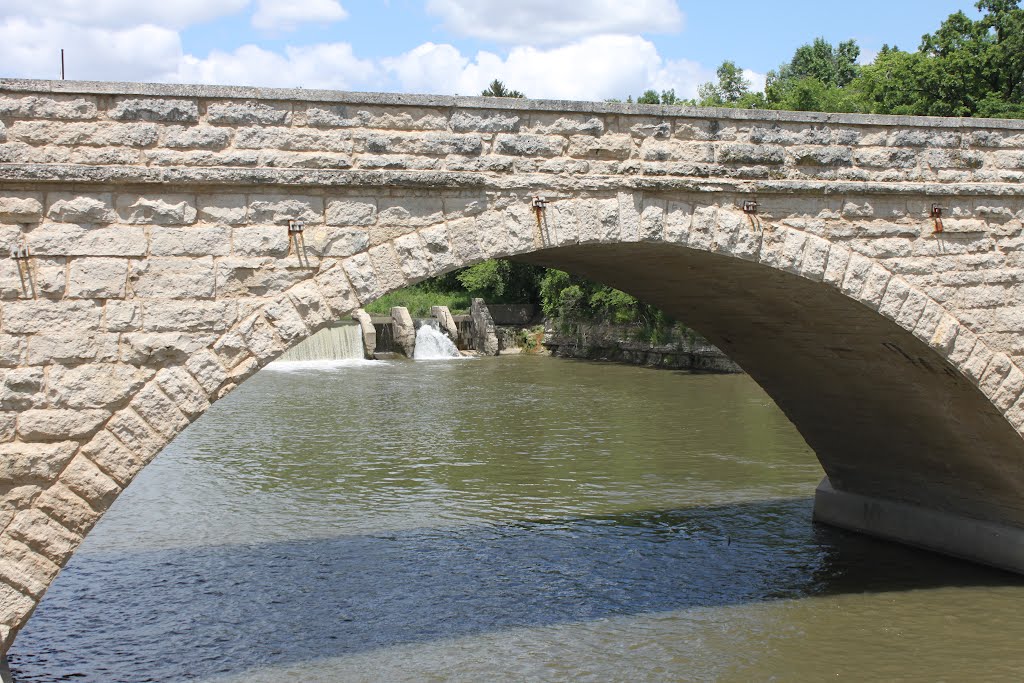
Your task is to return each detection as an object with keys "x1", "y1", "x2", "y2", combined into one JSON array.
[{"x1": 1, "y1": 189, "x2": 1024, "y2": 656}]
